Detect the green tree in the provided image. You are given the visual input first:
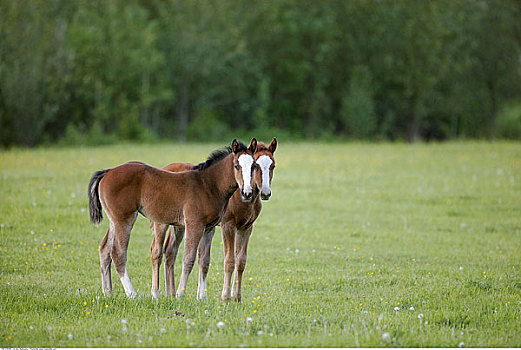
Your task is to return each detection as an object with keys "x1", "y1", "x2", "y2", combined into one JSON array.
[
  {"x1": 67, "y1": 0, "x2": 168, "y2": 141},
  {"x1": 0, "y1": 0, "x2": 75, "y2": 146},
  {"x1": 341, "y1": 65, "x2": 377, "y2": 139}
]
